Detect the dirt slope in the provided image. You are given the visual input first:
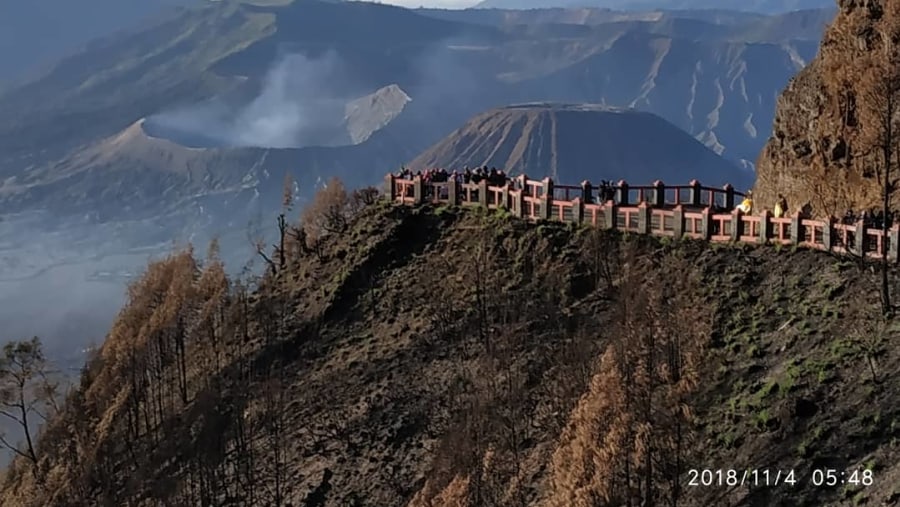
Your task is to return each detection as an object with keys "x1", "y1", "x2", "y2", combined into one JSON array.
[{"x1": 0, "y1": 203, "x2": 898, "y2": 506}]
